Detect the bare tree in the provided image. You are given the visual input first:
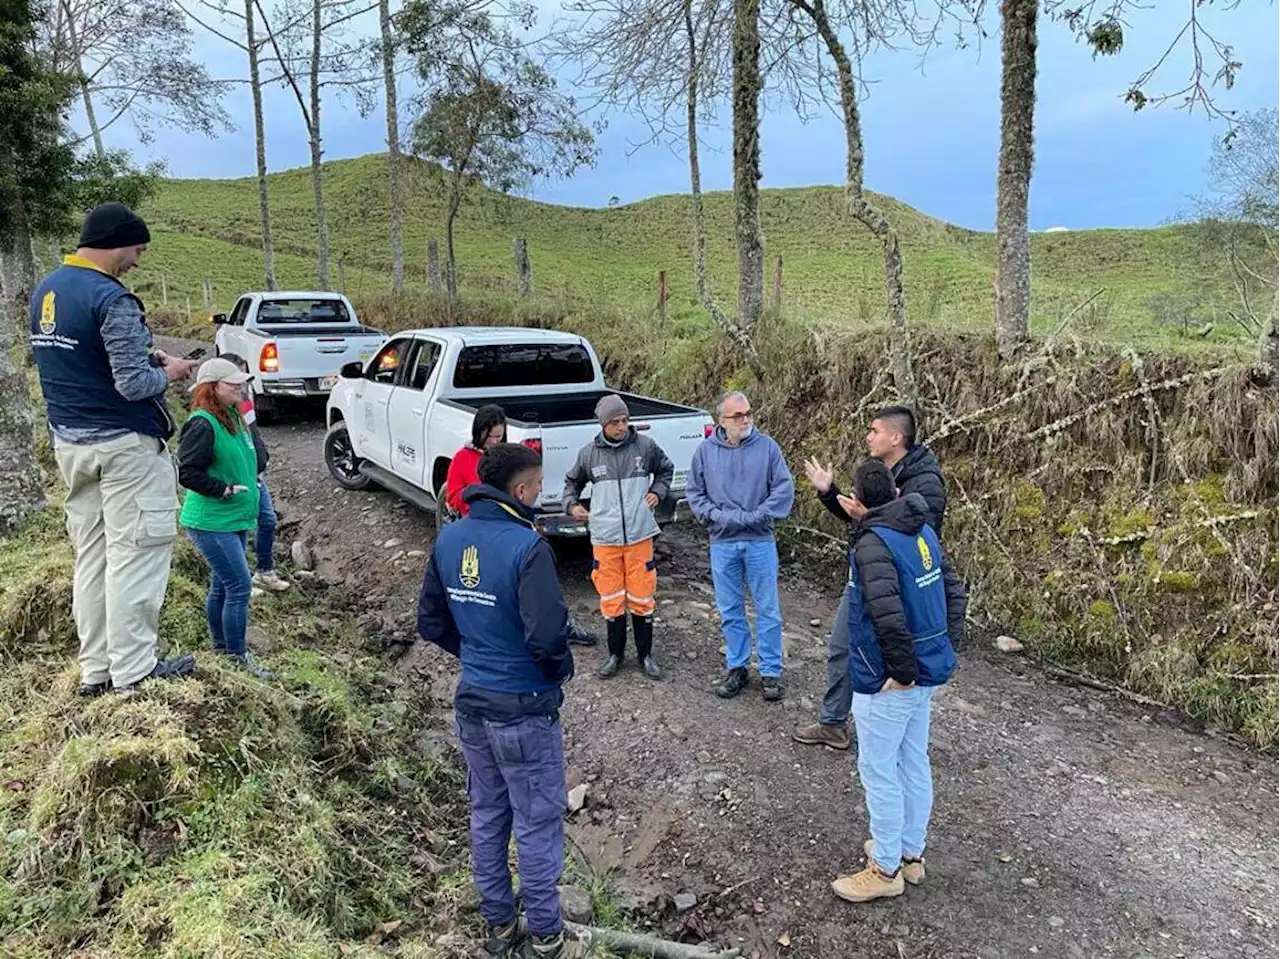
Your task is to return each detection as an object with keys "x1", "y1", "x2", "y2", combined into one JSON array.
[
  {"x1": 380, "y1": 0, "x2": 406, "y2": 292},
  {"x1": 994, "y1": 0, "x2": 1035, "y2": 356},
  {"x1": 255, "y1": 0, "x2": 380, "y2": 288},
  {"x1": 731, "y1": 0, "x2": 765, "y2": 339},
  {"x1": 38, "y1": 0, "x2": 230, "y2": 154}
]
